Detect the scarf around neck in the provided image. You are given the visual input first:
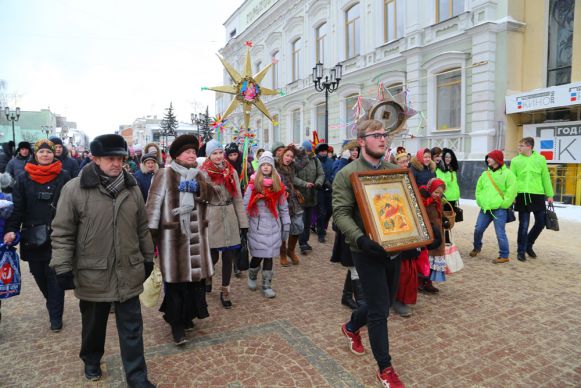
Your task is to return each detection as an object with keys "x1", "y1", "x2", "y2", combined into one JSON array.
[
  {"x1": 97, "y1": 165, "x2": 126, "y2": 197},
  {"x1": 25, "y1": 160, "x2": 62, "y2": 184},
  {"x1": 246, "y1": 175, "x2": 286, "y2": 219},
  {"x1": 201, "y1": 158, "x2": 238, "y2": 197},
  {"x1": 170, "y1": 160, "x2": 198, "y2": 239}
]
